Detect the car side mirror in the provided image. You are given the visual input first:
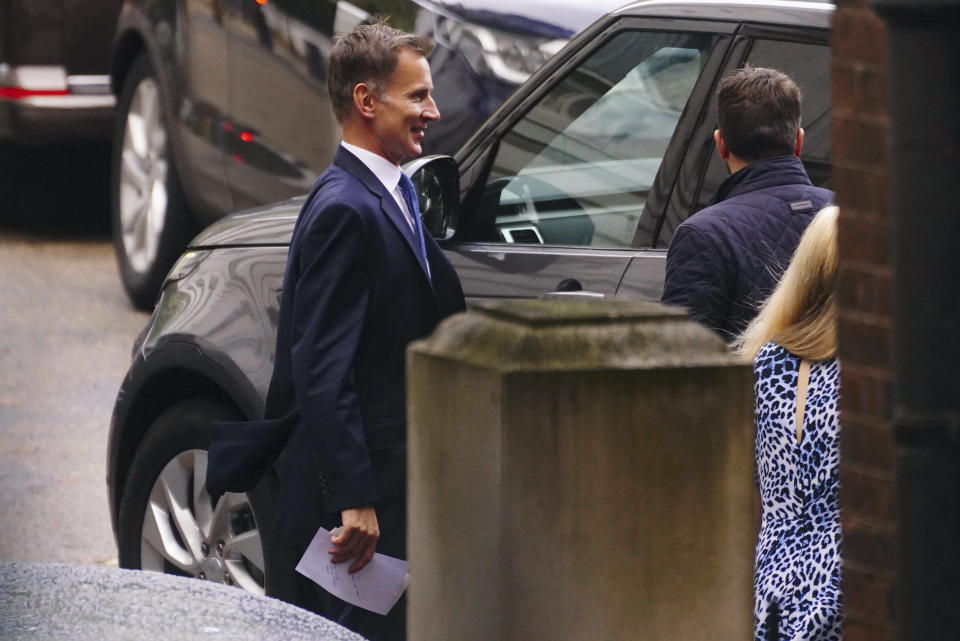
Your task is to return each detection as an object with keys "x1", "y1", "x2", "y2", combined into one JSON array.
[{"x1": 404, "y1": 155, "x2": 459, "y2": 240}]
